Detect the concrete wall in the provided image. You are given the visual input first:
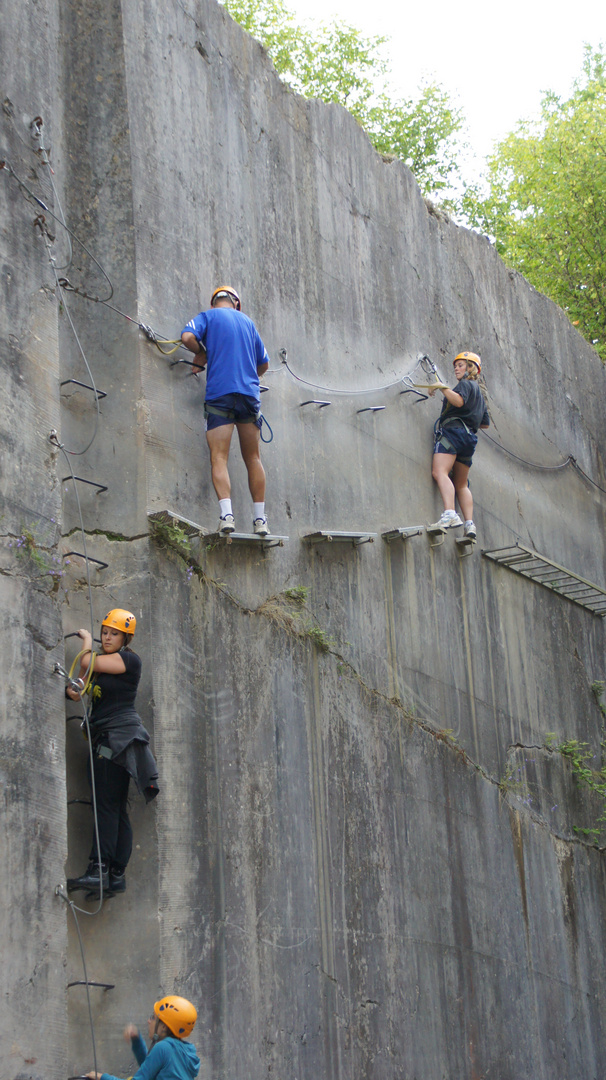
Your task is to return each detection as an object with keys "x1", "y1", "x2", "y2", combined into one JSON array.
[{"x1": 1, "y1": 0, "x2": 606, "y2": 1077}]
